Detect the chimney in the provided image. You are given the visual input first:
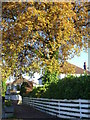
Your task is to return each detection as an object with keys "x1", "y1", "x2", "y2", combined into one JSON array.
[{"x1": 84, "y1": 62, "x2": 86, "y2": 70}]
